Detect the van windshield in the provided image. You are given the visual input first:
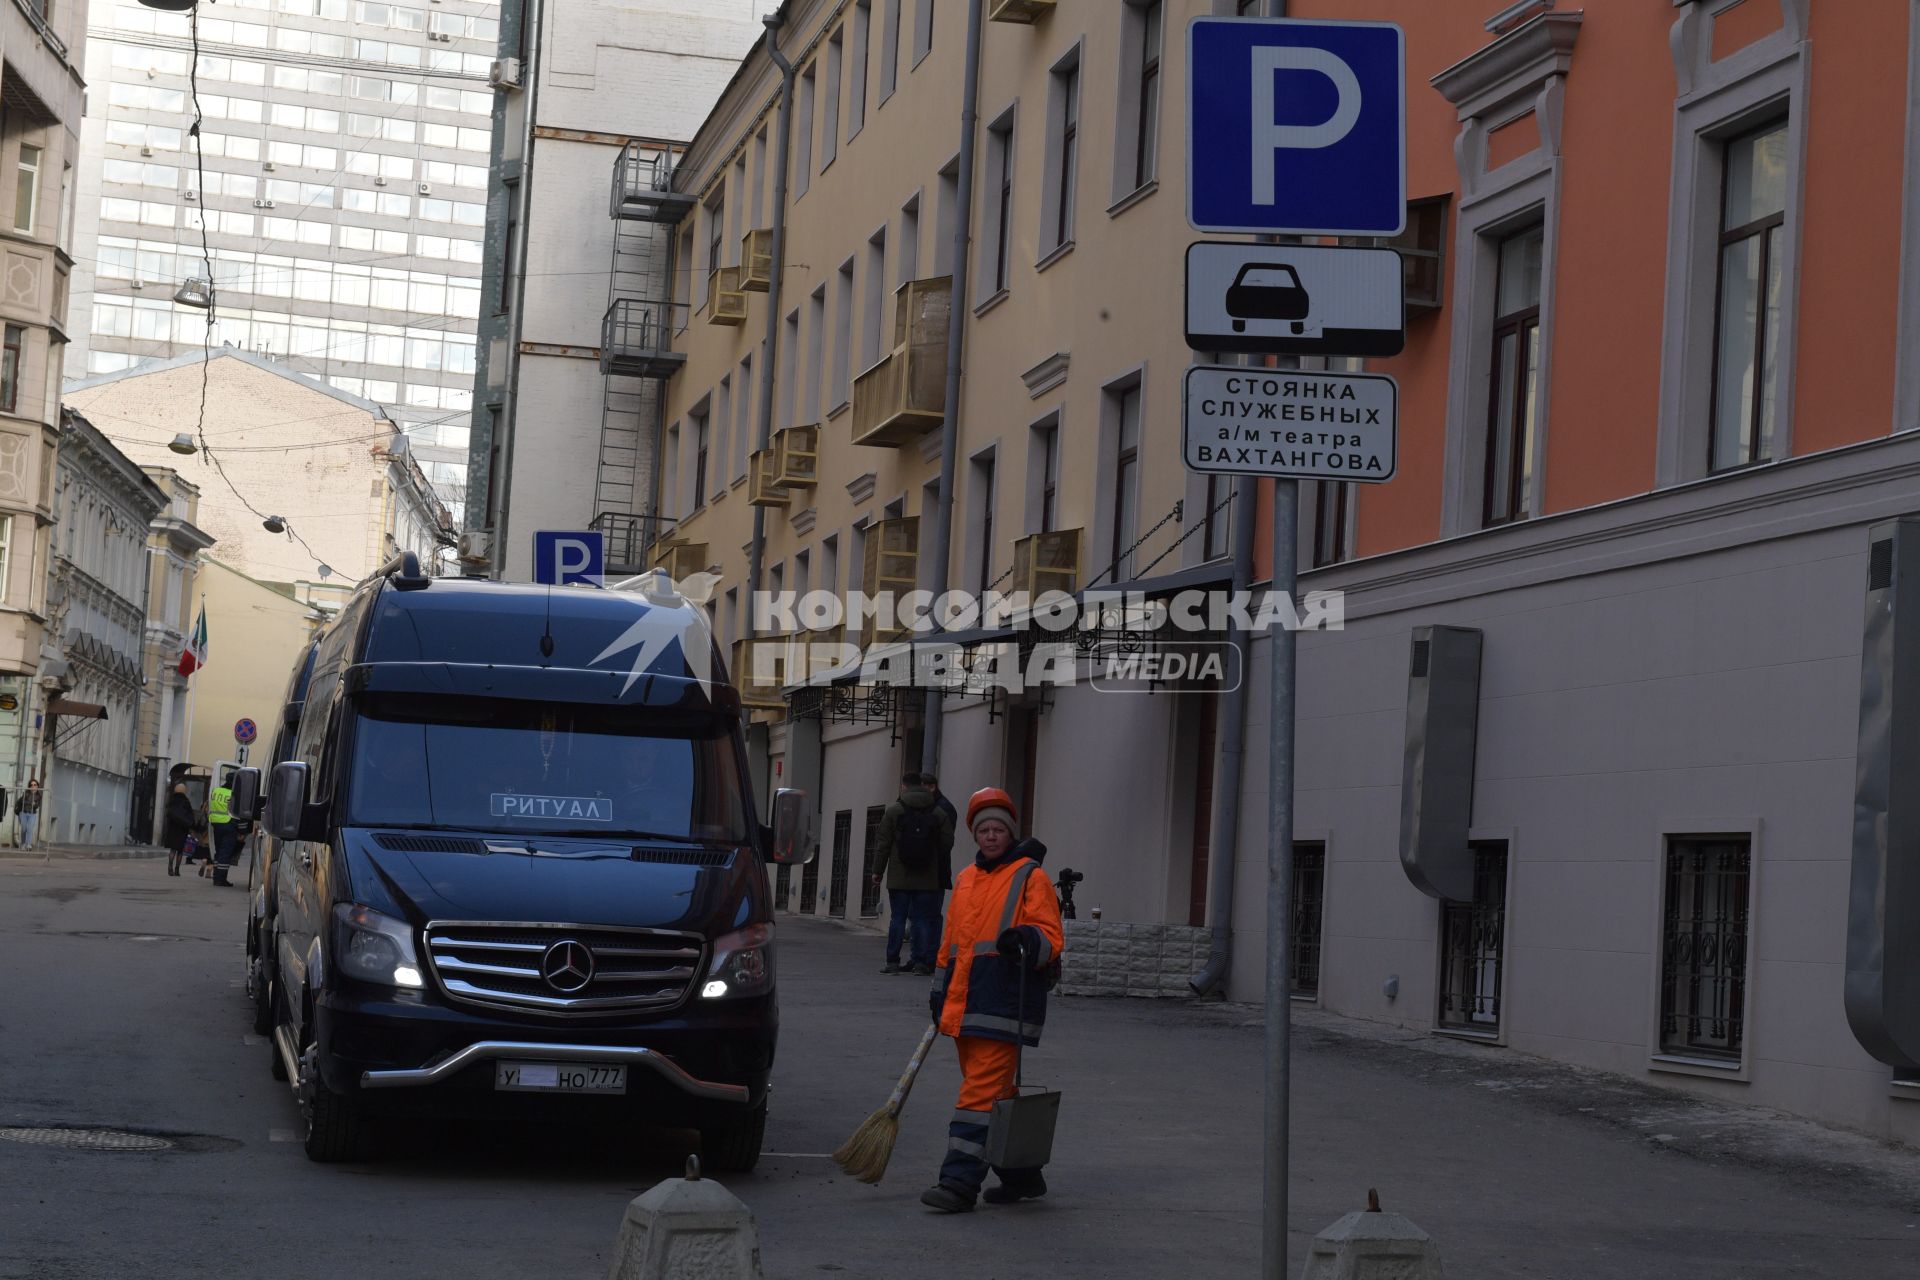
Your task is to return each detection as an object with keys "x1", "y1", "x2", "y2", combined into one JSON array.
[{"x1": 343, "y1": 693, "x2": 750, "y2": 843}]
